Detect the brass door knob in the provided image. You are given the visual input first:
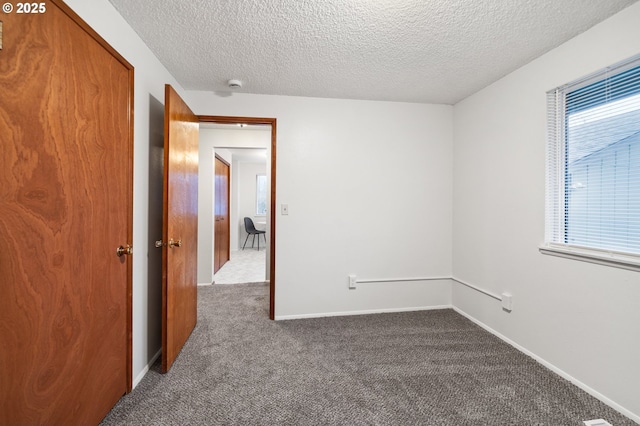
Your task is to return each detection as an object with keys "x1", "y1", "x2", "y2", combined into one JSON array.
[
  {"x1": 116, "y1": 245, "x2": 133, "y2": 257},
  {"x1": 168, "y1": 239, "x2": 182, "y2": 248}
]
